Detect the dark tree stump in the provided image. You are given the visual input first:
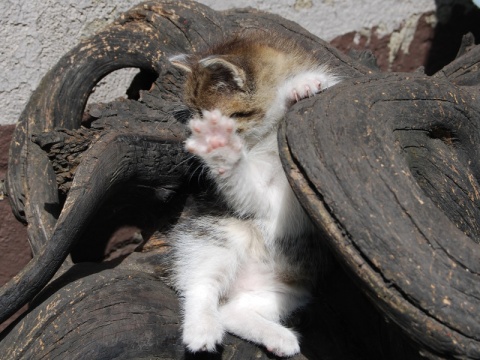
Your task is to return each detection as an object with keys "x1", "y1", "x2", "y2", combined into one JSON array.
[{"x1": 1, "y1": 0, "x2": 479, "y2": 359}]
